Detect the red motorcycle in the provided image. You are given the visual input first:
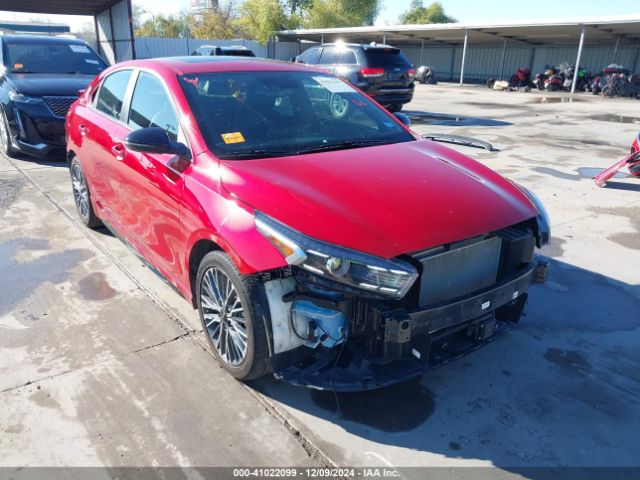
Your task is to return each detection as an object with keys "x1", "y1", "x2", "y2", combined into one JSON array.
[{"x1": 594, "y1": 132, "x2": 640, "y2": 187}]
